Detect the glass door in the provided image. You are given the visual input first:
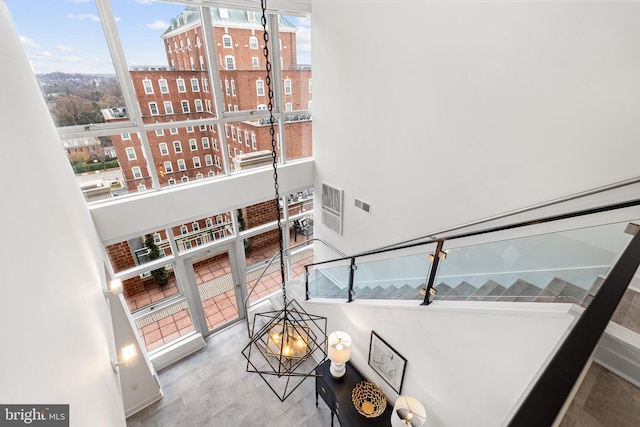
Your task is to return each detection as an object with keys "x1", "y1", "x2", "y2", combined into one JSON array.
[{"x1": 183, "y1": 245, "x2": 245, "y2": 335}]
